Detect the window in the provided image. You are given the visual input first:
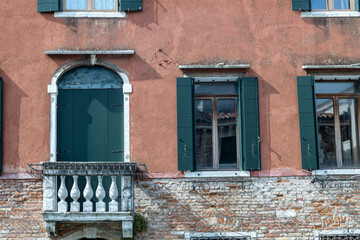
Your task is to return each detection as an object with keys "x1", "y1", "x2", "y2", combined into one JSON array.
[
  {"x1": 190, "y1": 238, "x2": 251, "y2": 240},
  {"x1": 64, "y1": 0, "x2": 117, "y2": 11},
  {"x1": 177, "y1": 77, "x2": 260, "y2": 172},
  {"x1": 37, "y1": 0, "x2": 142, "y2": 13},
  {"x1": 320, "y1": 234, "x2": 360, "y2": 239},
  {"x1": 292, "y1": 0, "x2": 359, "y2": 12},
  {"x1": 297, "y1": 76, "x2": 360, "y2": 170},
  {"x1": 316, "y1": 81, "x2": 360, "y2": 169},
  {"x1": 312, "y1": 0, "x2": 354, "y2": 10}
]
